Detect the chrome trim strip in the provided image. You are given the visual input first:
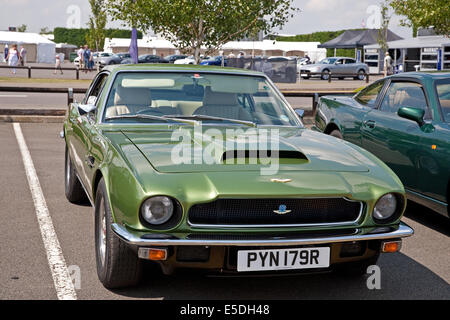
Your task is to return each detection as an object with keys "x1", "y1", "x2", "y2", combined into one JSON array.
[
  {"x1": 186, "y1": 198, "x2": 365, "y2": 229},
  {"x1": 111, "y1": 222, "x2": 414, "y2": 247}
]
